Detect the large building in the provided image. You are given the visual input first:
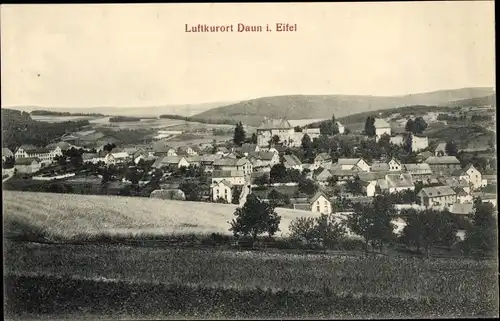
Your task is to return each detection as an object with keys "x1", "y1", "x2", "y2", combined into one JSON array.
[
  {"x1": 256, "y1": 118, "x2": 320, "y2": 148},
  {"x1": 374, "y1": 118, "x2": 391, "y2": 142}
]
